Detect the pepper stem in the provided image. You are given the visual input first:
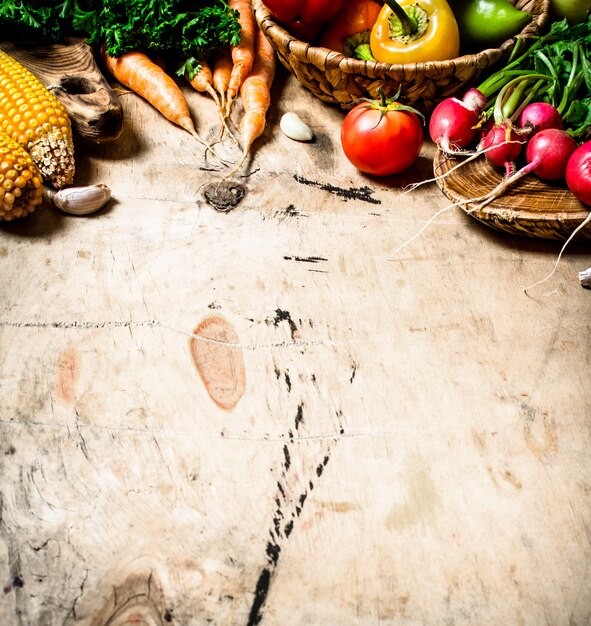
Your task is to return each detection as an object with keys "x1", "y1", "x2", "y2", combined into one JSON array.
[{"x1": 382, "y1": 0, "x2": 416, "y2": 36}]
